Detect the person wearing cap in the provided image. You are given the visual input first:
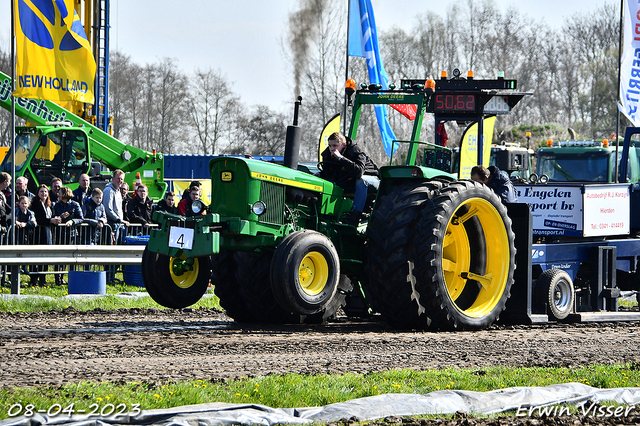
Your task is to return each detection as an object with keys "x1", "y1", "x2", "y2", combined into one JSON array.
[{"x1": 178, "y1": 185, "x2": 205, "y2": 217}]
